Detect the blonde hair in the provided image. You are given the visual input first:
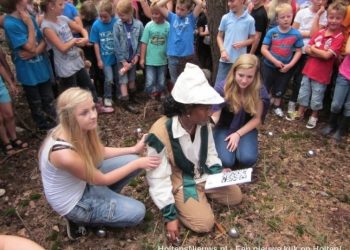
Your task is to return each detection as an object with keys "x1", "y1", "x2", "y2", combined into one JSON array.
[
  {"x1": 327, "y1": 1, "x2": 347, "y2": 17},
  {"x1": 176, "y1": 0, "x2": 193, "y2": 10},
  {"x1": 51, "y1": 87, "x2": 104, "y2": 183},
  {"x1": 267, "y1": 0, "x2": 291, "y2": 20},
  {"x1": 98, "y1": 0, "x2": 114, "y2": 15},
  {"x1": 224, "y1": 54, "x2": 261, "y2": 115},
  {"x1": 116, "y1": 0, "x2": 133, "y2": 15},
  {"x1": 275, "y1": 3, "x2": 293, "y2": 17}
]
